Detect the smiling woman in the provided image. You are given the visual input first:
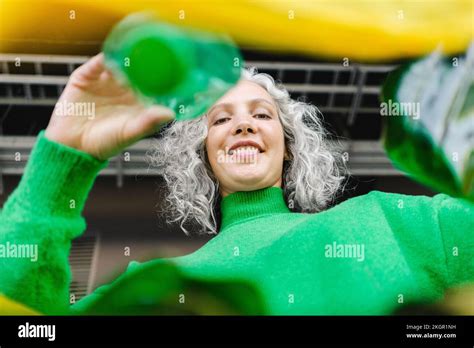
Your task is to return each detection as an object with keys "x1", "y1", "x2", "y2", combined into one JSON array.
[
  {"x1": 149, "y1": 67, "x2": 345, "y2": 235},
  {"x1": 0, "y1": 55, "x2": 473, "y2": 316}
]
